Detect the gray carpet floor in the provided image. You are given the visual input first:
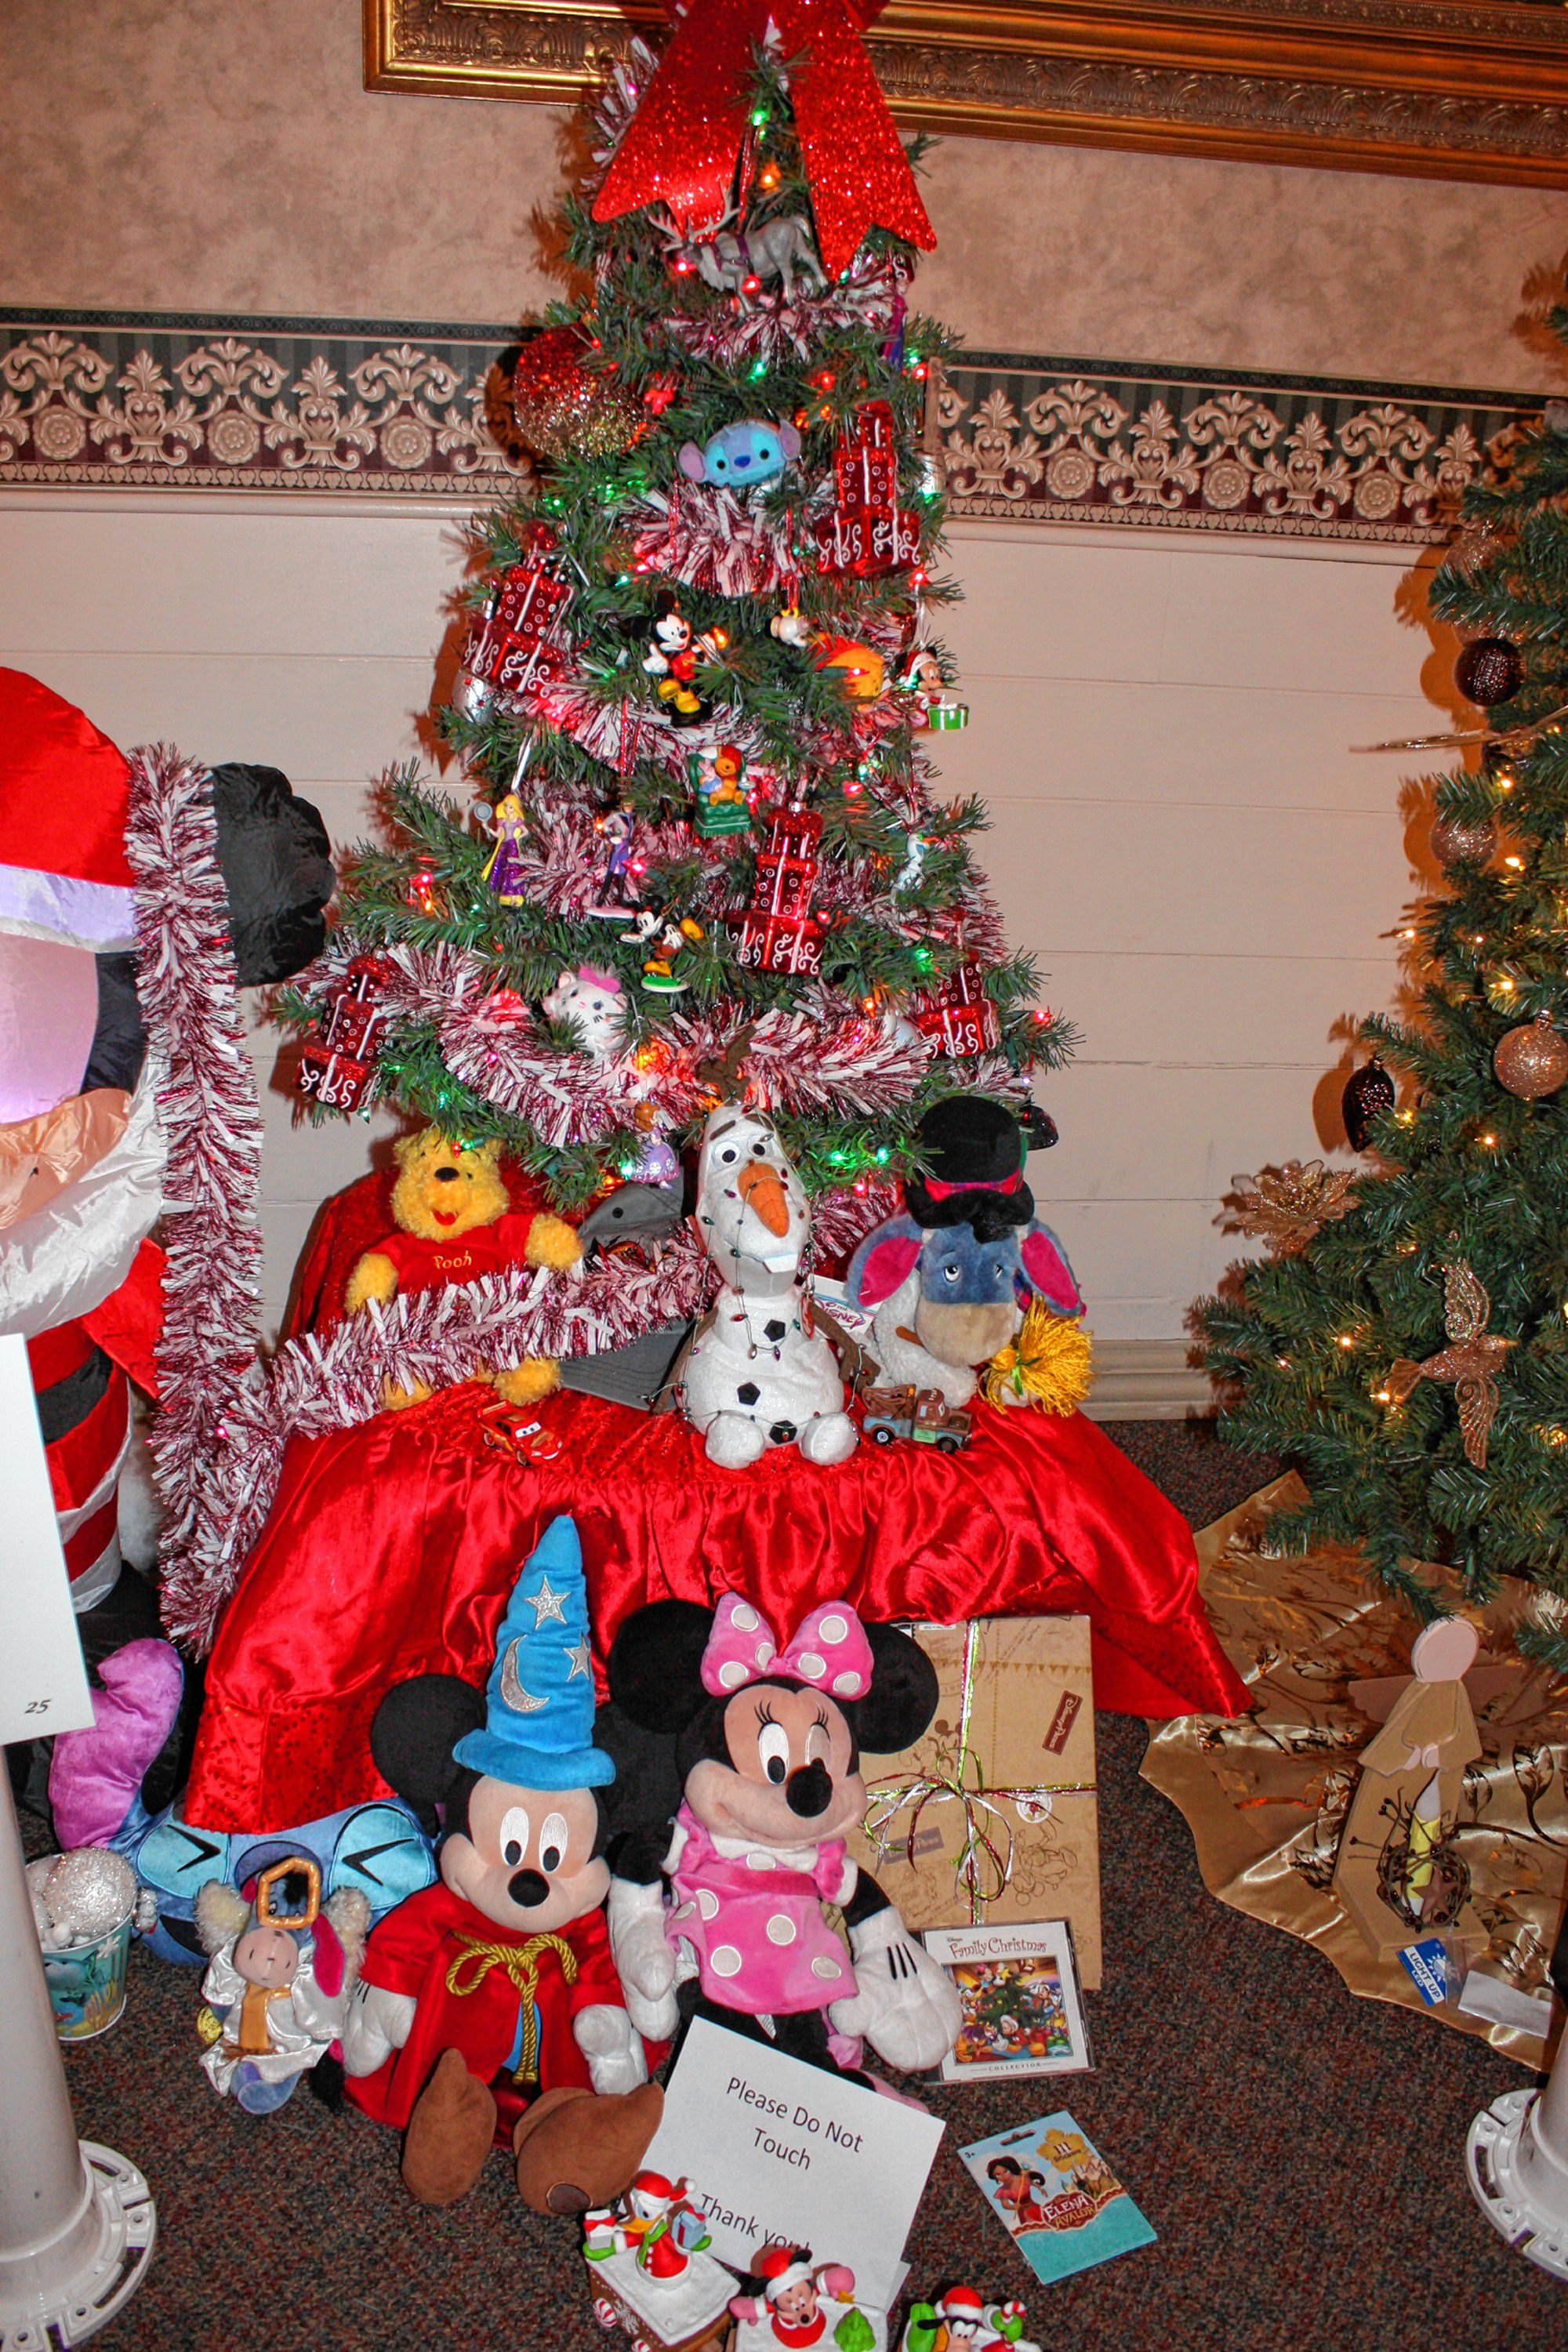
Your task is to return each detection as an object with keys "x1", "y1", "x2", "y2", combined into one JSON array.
[{"x1": 28, "y1": 1421, "x2": 1566, "y2": 2349}]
